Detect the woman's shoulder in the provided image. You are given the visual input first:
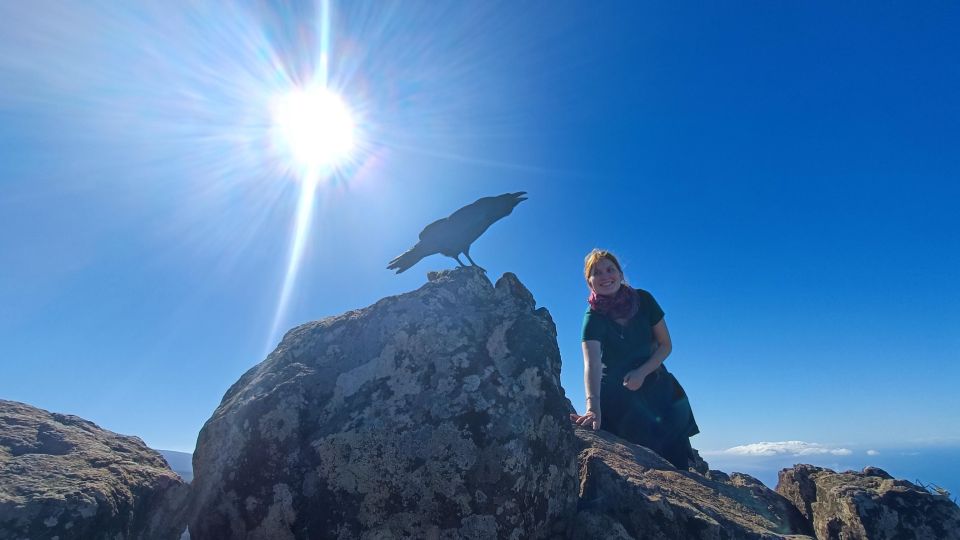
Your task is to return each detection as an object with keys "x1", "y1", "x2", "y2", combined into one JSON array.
[
  {"x1": 632, "y1": 287, "x2": 660, "y2": 305},
  {"x1": 582, "y1": 308, "x2": 611, "y2": 341},
  {"x1": 632, "y1": 287, "x2": 664, "y2": 324},
  {"x1": 632, "y1": 287, "x2": 654, "y2": 298}
]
